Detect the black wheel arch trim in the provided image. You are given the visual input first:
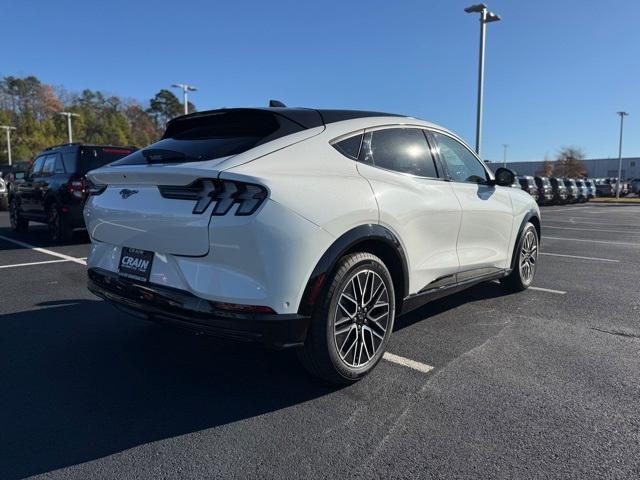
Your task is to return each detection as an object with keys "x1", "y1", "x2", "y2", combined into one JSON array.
[
  {"x1": 298, "y1": 224, "x2": 409, "y2": 316},
  {"x1": 510, "y1": 209, "x2": 540, "y2": 271}
]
